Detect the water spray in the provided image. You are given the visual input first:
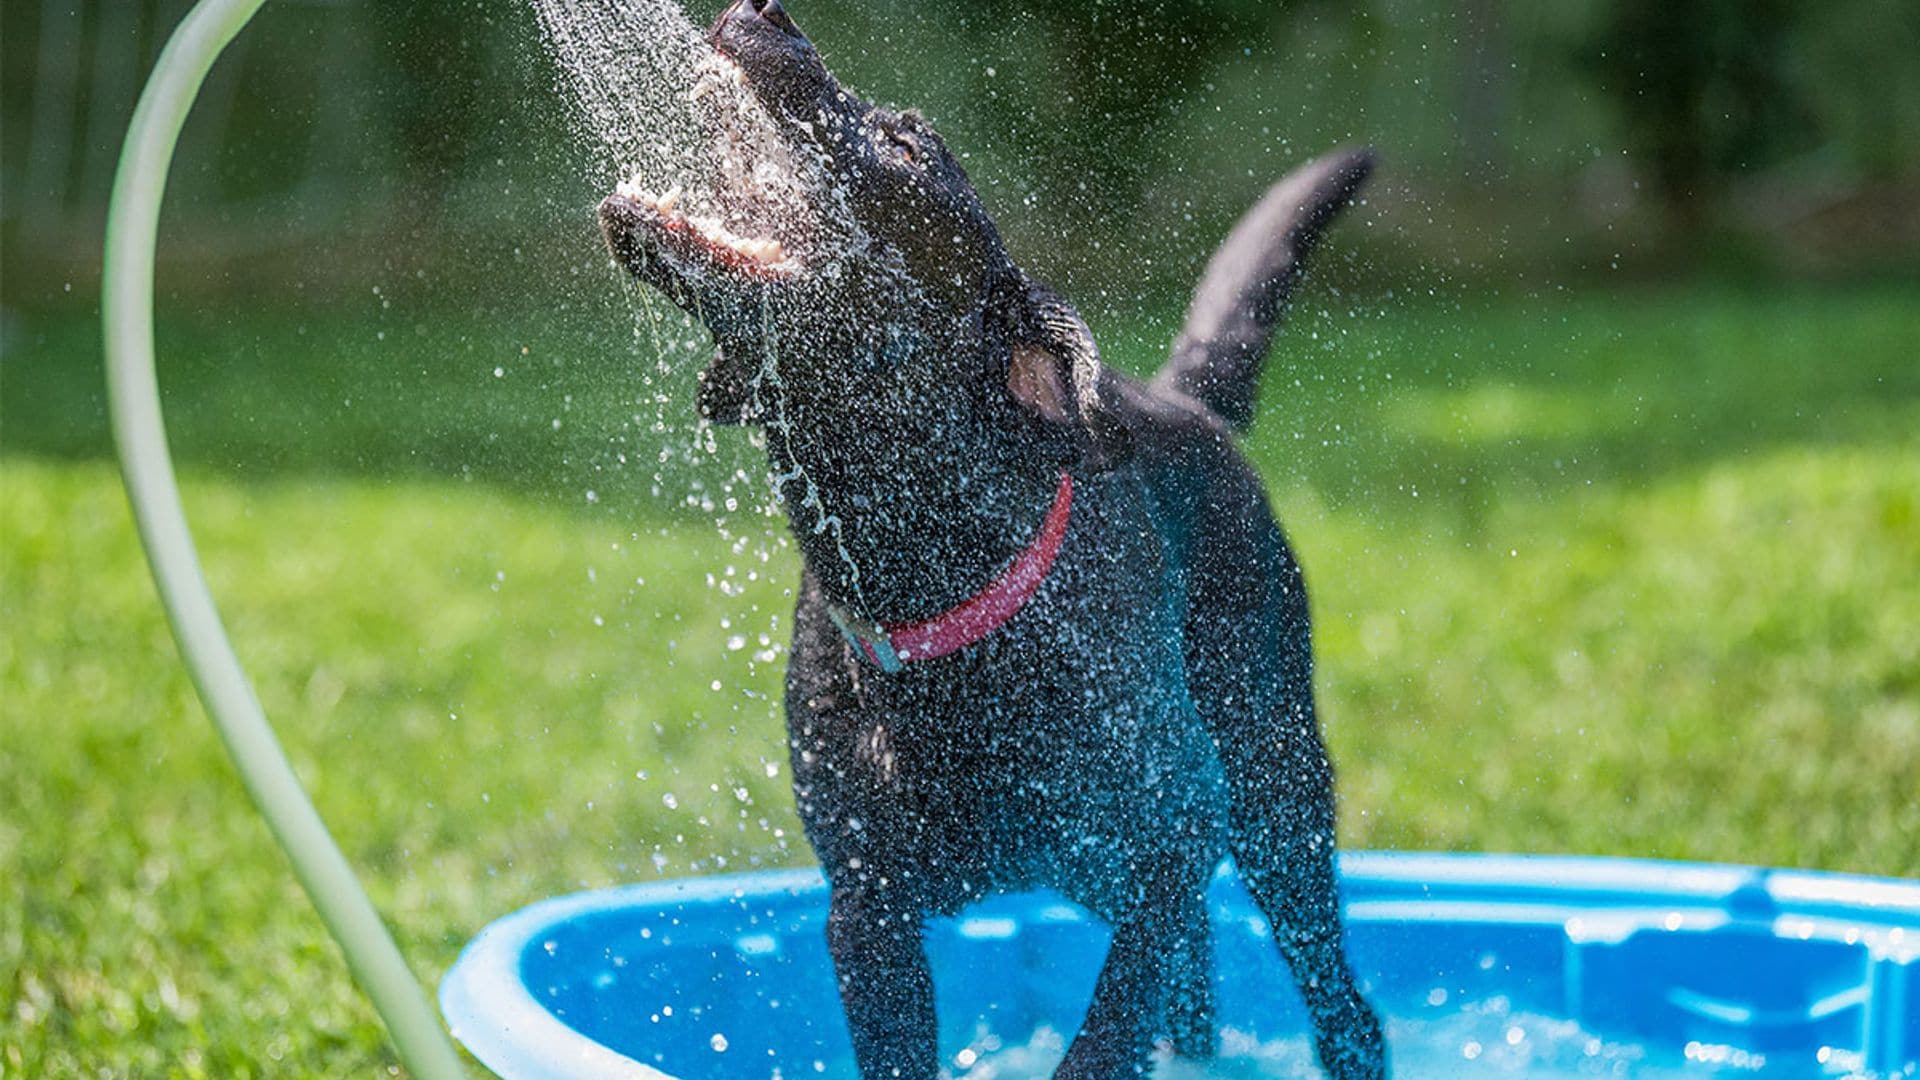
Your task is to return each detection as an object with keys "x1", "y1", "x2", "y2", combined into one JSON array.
[{"x1": 102, "y1": 0, "x2": 466, "y2": 1074}]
